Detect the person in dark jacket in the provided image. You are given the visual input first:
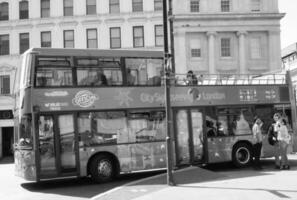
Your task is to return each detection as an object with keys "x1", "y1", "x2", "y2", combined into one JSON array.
[
  {"x1": 268, "y1": 113, "x2": 281, "y2": 169},
  {"x1": 186, "y1": 70, "x2": 198, "y2": 85}
]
